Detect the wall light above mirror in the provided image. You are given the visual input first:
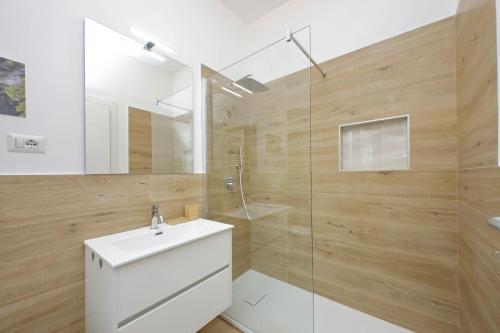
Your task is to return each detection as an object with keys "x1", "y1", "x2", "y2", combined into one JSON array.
[{"x1": 84, "y1": 18, "x2": 194, "y2": 174}]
